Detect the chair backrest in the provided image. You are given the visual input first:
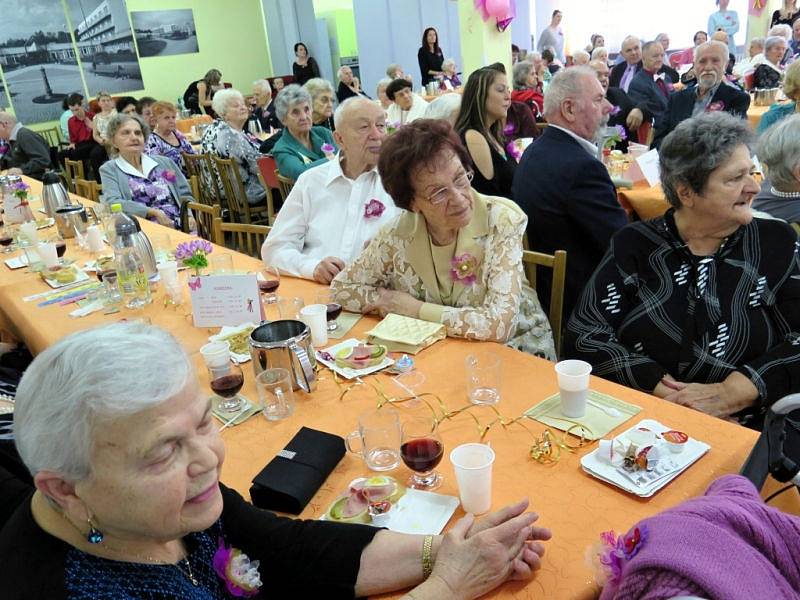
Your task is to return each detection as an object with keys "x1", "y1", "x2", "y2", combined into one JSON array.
[
  {"x1": 522, "y1": 249, "x2": 567, "y2": 358},
  {"x1": 276, "y1": 171, "x2": 295, "y2": 200},
  {"x1": 256, "y1": 155, "x2": 281, "y2": 191},
  {"x1": 188, "y1": 174, "x2": 200, "y2": 202},
  {"x1": 64, "y1": 159, "x2": 85, "y2": 193},
  {"x1": 74, "y1": 178, "x2": 101, "y2": 202},
  {"x1": 36, "y1": 126, "x2": 62, "y2": 148},
  {"x1": 182, "y1": 152, "x2": 223, "y2": 208},
  {"x1": 213, "y1": 155, "x2": 252, "y2": 224},
  {"x1": 181, "y1": 201, "x2": 220, "y2": 243},
  {"x1": 636, "y1": 120, "x2": 654, "y2": 147},
  {"x1": 212, "y1": 217, "x2": 271, "y2": 259}
]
